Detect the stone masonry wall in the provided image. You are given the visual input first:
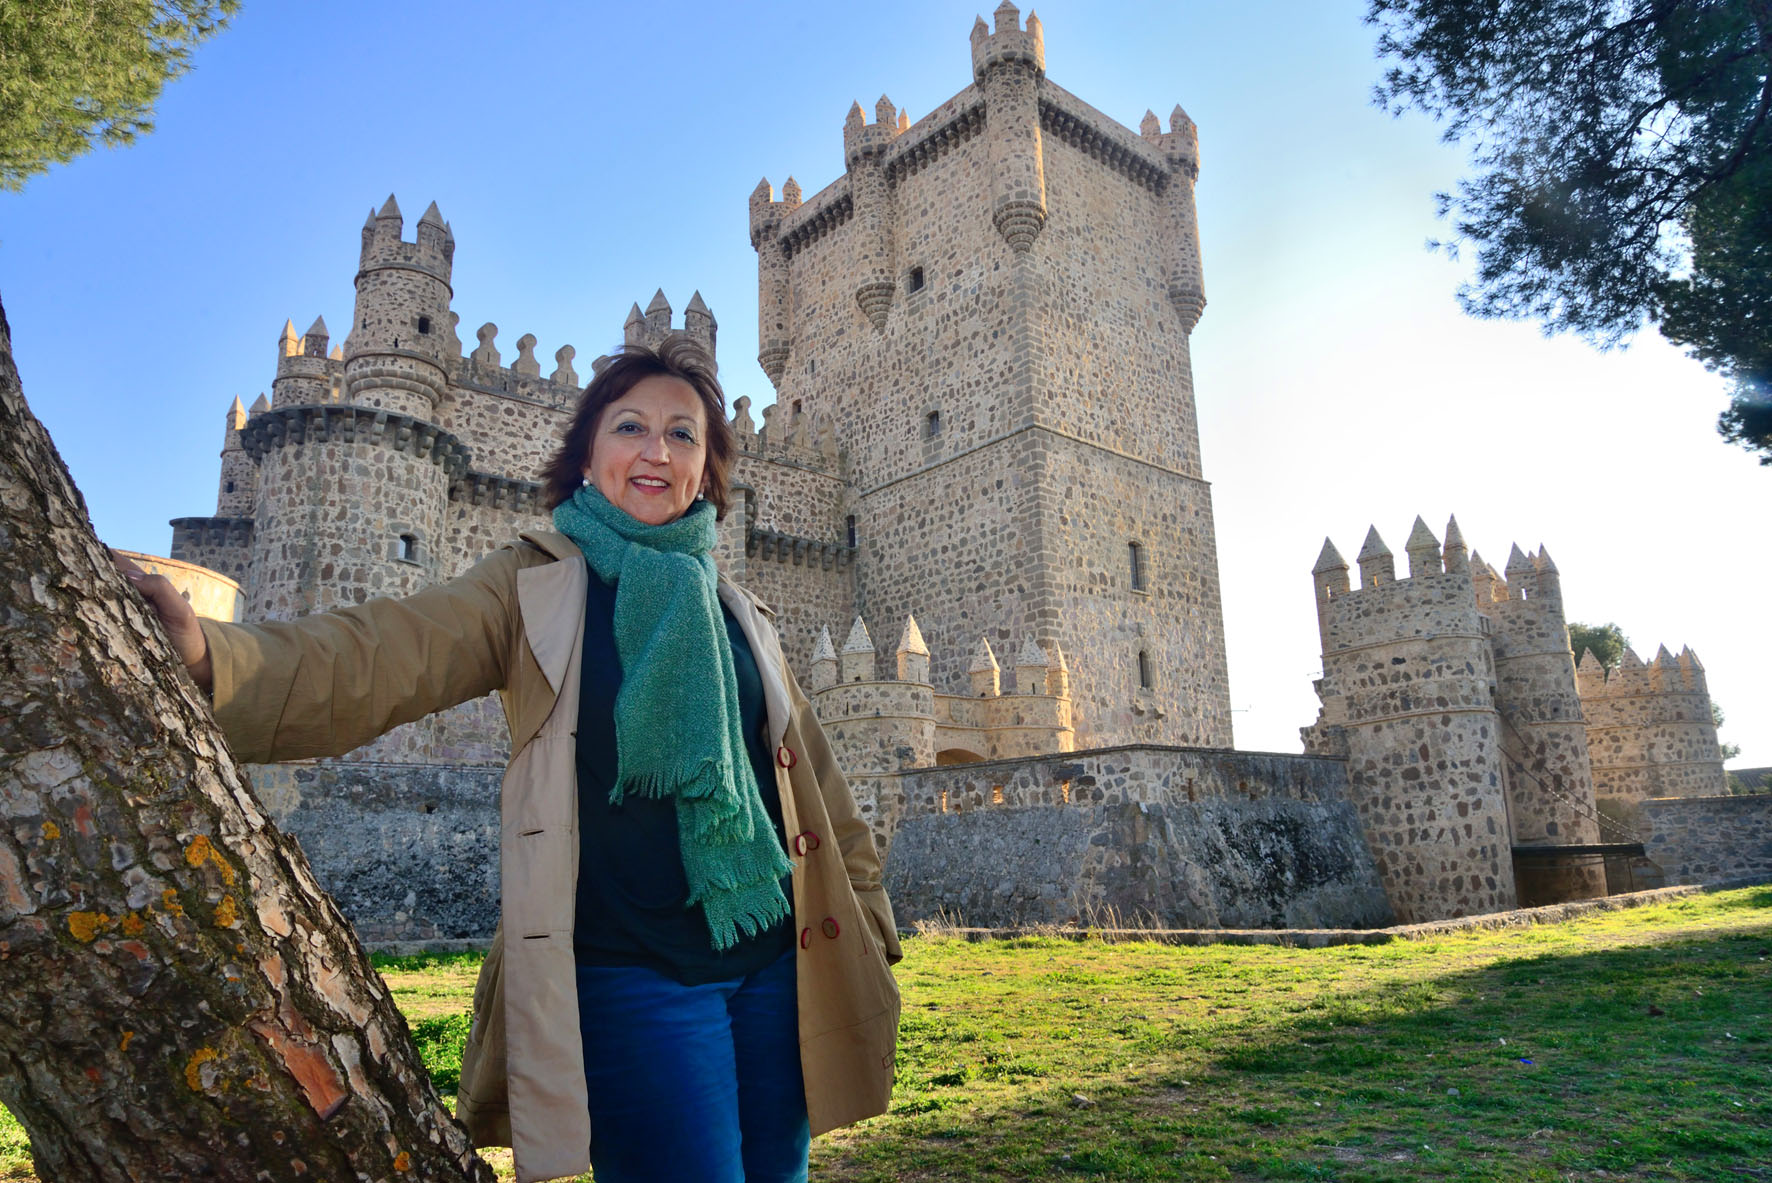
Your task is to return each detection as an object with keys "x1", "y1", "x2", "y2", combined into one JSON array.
[
  {"x1": 1485, "y1": 588, "x2": 1599, "y2": 847},
  {"x1": 1582, "y1": 651, "x2": 1725, "y2": 811},
  {"x1": 168, "y1": 517, "x2": 253, "y2": 586},
  {"x1": 1036, "y1": 434, "x2": 1228, "y2": 746},
  {"x1": 876, "y1": 746, "x2": 1392, "y2": 930},
  {"x1": 1311, "y1": 556, "x2": 1519, "y2": 922},
  {"x1": 247, "y1": 761, "x2": 502, "y2": 943},
  {"x1": 437, "y1": 364, "x2": 576, "y2": 485},
  {"x1": 1640, "y1": 795, "x2": 1772, "y2": 886},
  {"x1": 1479, "y1": 559, "x2": 1604, "y2": 900}
]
